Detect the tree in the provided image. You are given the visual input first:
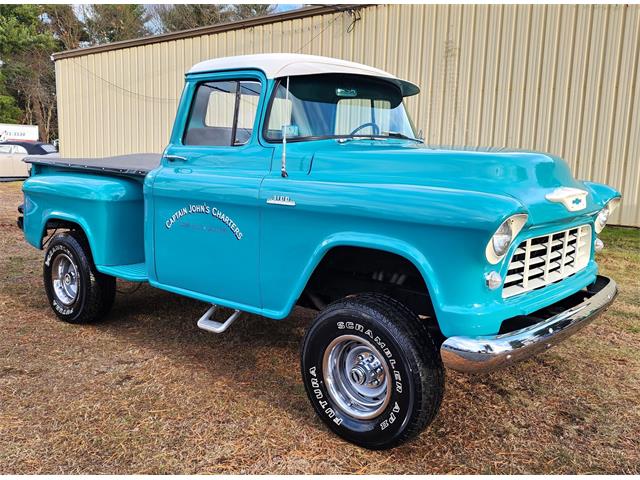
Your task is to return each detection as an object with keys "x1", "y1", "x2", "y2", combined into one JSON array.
[
  {"x1": 0, "y1": 3, "x2": 279, "y2": 141},
  {"x1": 150, "y1": 4, "x2": 231, "y2": 33},
  {"x1": 149, "y1": 4, "x2": 275, "y2": 33},
  {"x1": 229, "y1": 4, "x2": 275, "y2": 21},
  {"x1": 0, "y1": 5, "x2": 58, "y2": 141},
  {"x1": 0, "y1": 75, "x2": 22, "y2": 124},
  {"x1": 82, "y1": 4, "x2": 151, "y2": 45},
  {"x1": 4, "y1": 50, "x2": 57, "y2": 142},
  {"x1": 0, "y1": 4, "x2": 54, "y2": 54},
  {"x1": 42, "y1": 5, "x2": 87, "y2": 50}
]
